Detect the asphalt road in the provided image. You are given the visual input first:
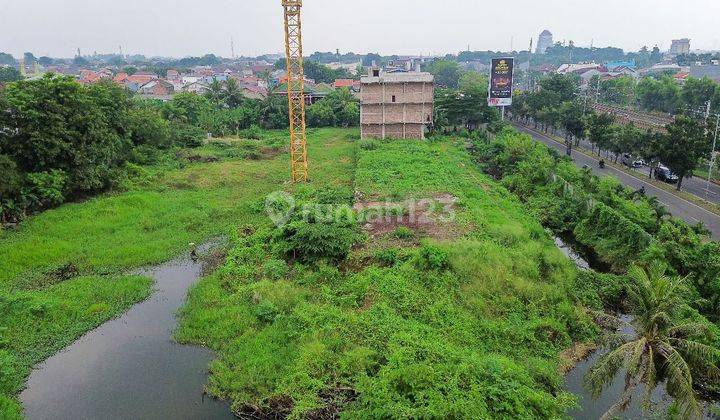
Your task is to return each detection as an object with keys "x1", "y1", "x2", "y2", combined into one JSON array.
[
  {"x1": 569, "y1": 133, "x2": 720, "y2": 204},
  {"x1": 514, "y1": 124, "x2": 720, "y2": 239}
]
